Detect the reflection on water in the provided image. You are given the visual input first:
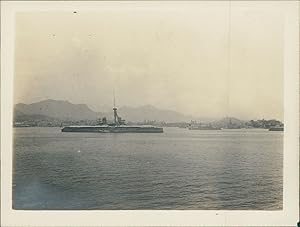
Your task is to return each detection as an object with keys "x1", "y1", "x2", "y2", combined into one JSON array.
[{"x1": 13, "y1": 127, "x2": 283, "y2": 210}]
